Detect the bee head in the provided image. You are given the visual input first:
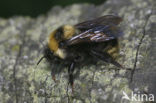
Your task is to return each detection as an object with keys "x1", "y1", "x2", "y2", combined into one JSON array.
[{"x1": 48, "y1": 25, "x2": 75, "y2": 59}]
